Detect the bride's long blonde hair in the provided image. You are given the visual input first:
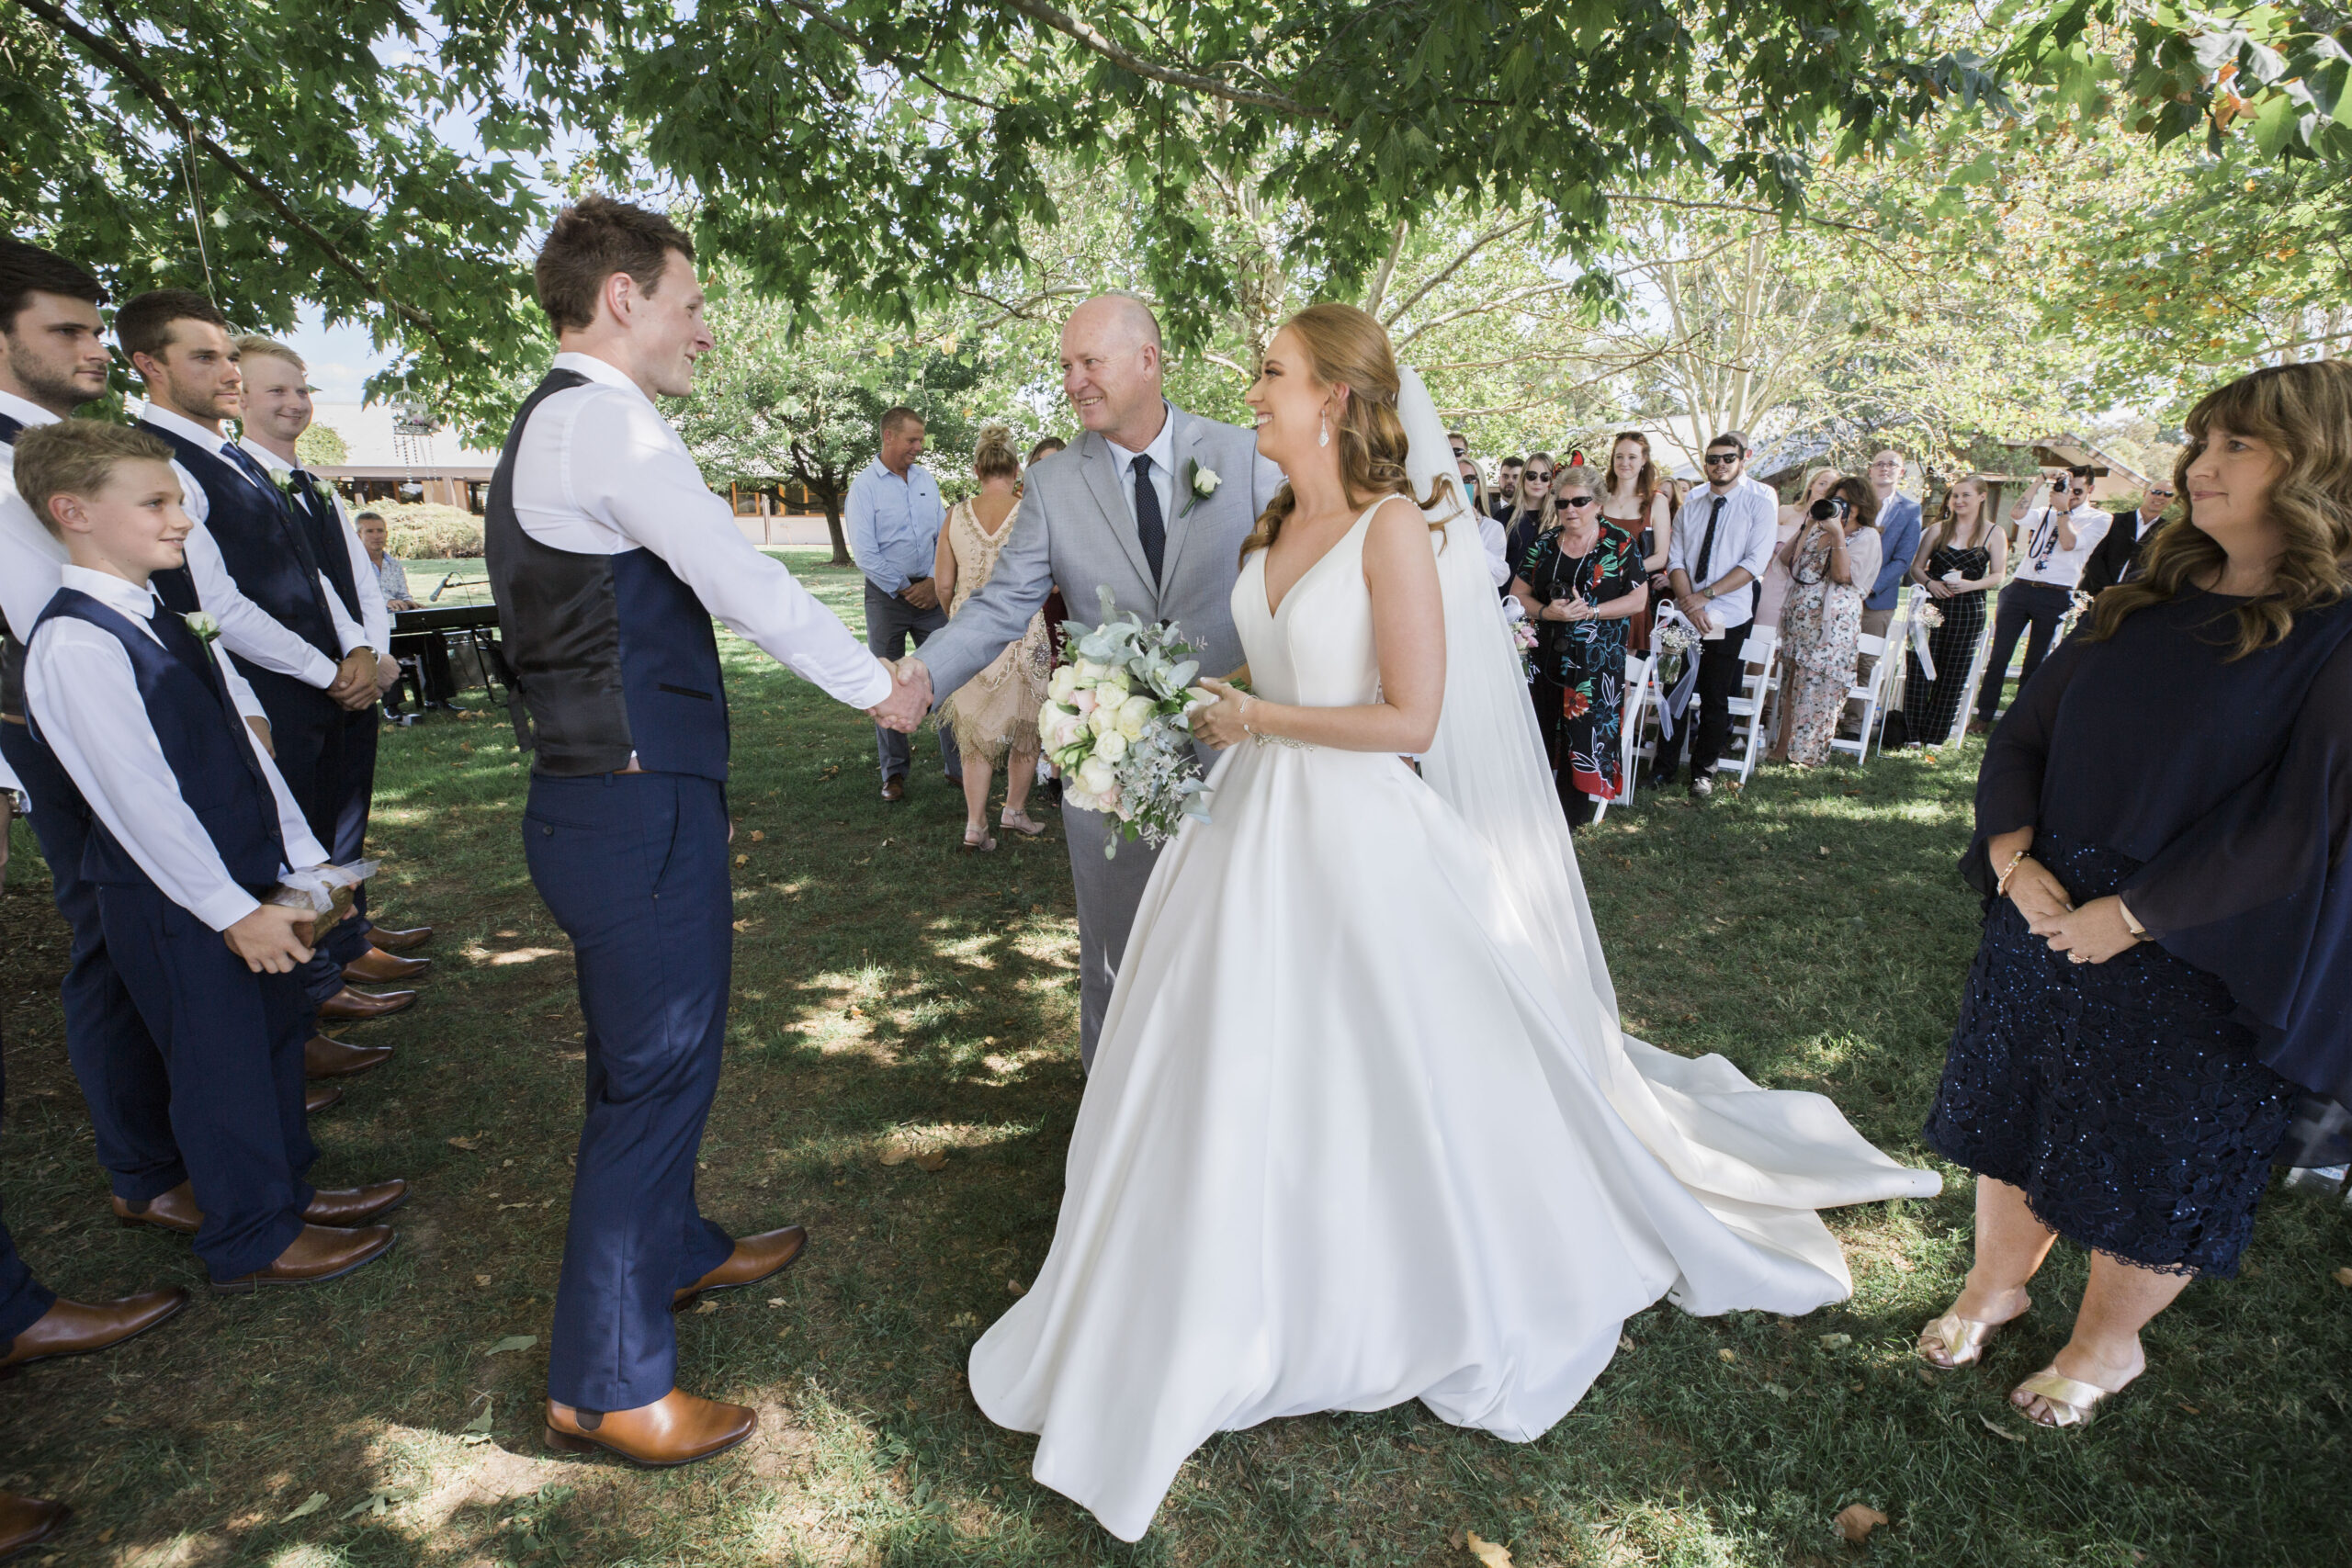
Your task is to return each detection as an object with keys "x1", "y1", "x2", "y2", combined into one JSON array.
[{"x1": 1240, "y1": 303, "x2": 1448, "y2": 560}]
